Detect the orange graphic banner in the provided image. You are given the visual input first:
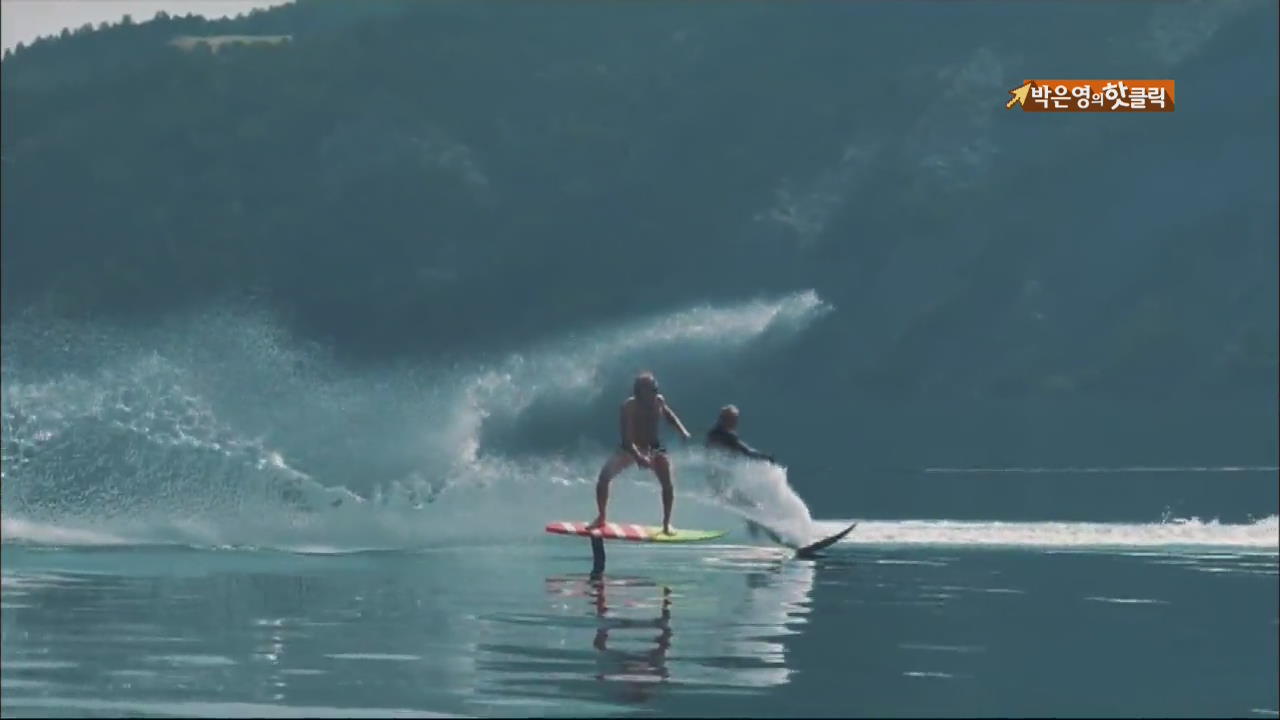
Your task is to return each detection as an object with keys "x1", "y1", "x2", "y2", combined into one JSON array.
[{"x1": 1007, "y1": 80, "x2": 1175, "y2": 112}]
